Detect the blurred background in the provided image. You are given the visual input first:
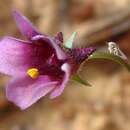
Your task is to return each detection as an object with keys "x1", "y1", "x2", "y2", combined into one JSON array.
[{"x1": 1, "y1": 0, "x2": 130, "y2": 130}]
